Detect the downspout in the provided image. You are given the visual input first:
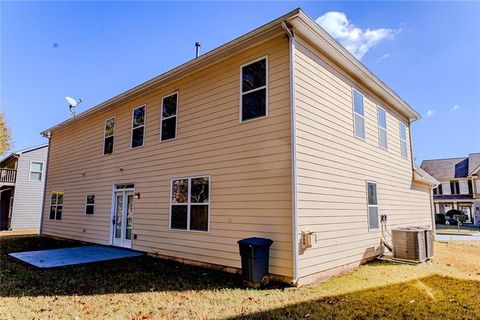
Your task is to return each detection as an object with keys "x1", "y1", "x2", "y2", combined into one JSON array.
[
  {"x1": 39, "y1": 132, "x2": 51, "y2": 235},
  {"x1": 282, "y1": 21, "x2": 299, "y2": 286}
]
